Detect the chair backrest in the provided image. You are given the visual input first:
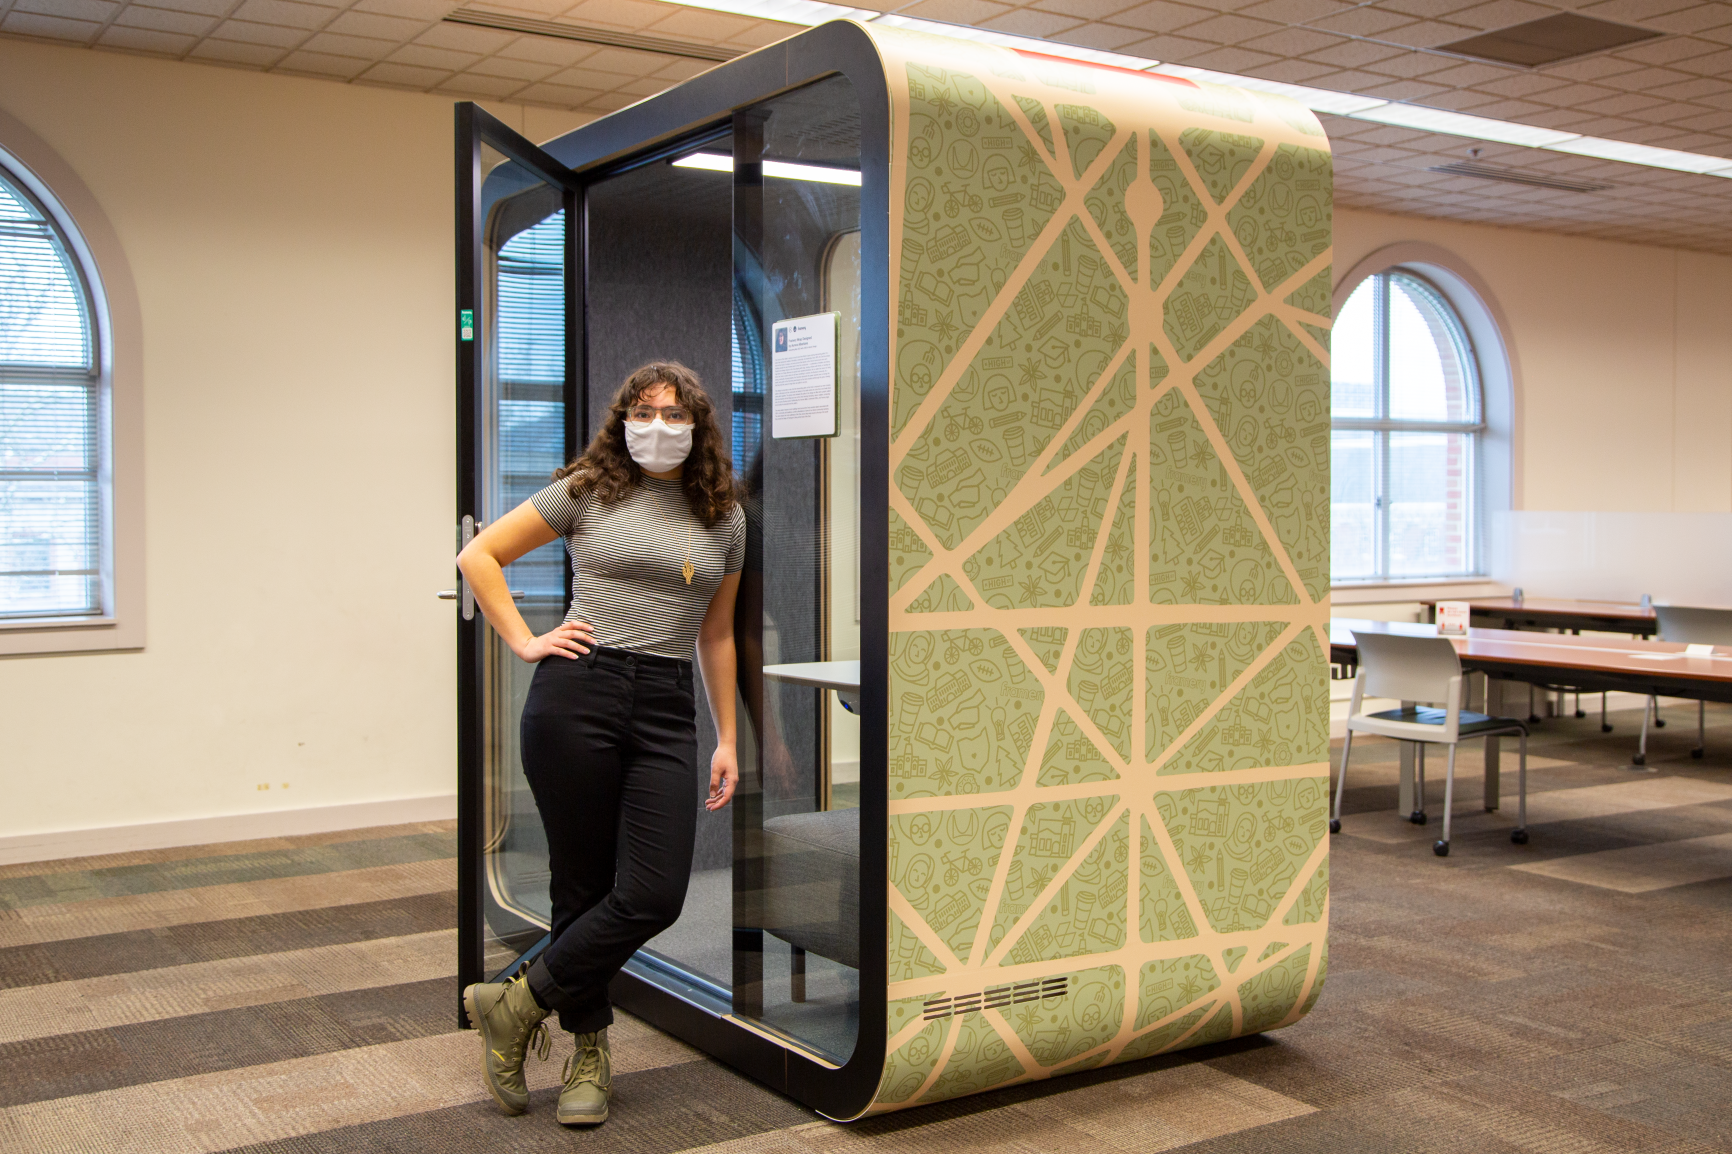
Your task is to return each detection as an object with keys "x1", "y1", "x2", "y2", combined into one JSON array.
[
  {"x1": 1655, "y1": 605, "x2": 1732, "y2": 646},
  {"x1": 1352, "y1": 630, "x2": 1462, "y2": 703}
]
